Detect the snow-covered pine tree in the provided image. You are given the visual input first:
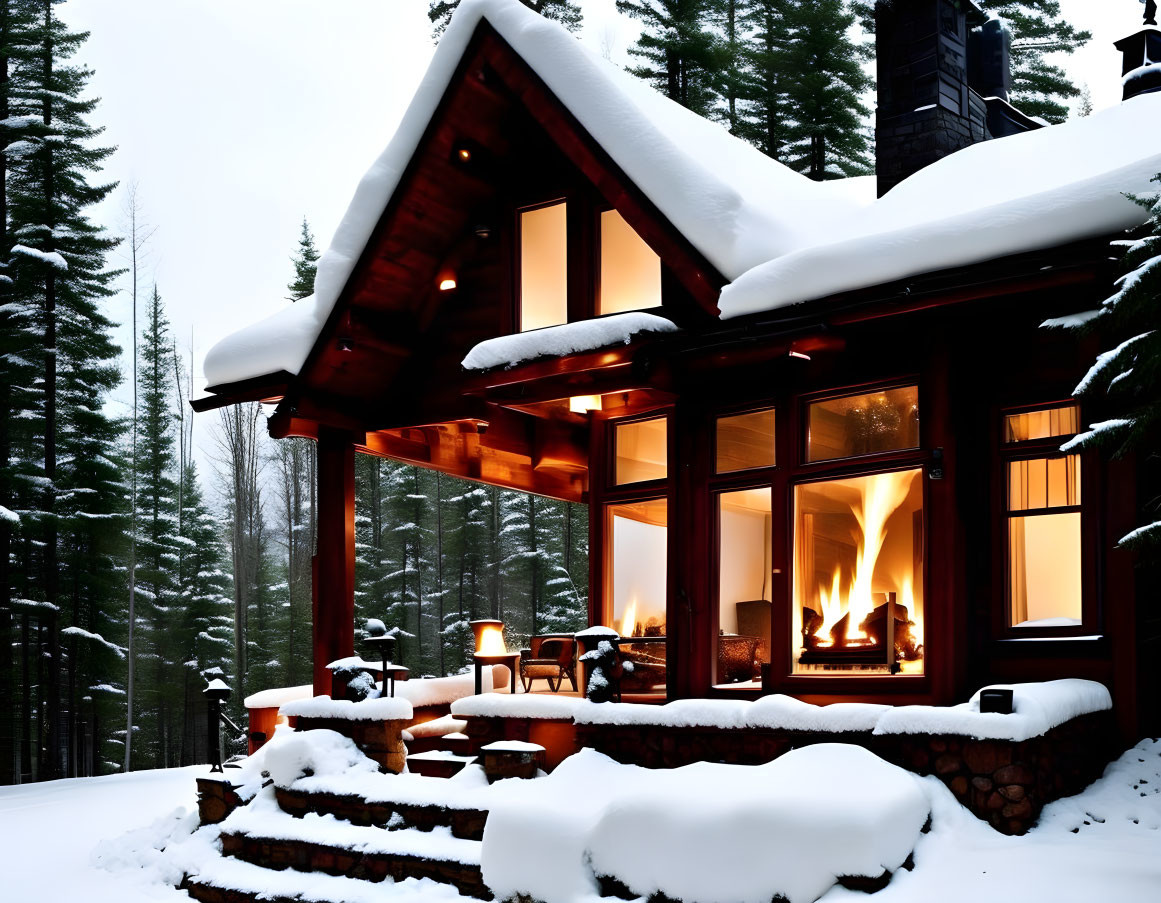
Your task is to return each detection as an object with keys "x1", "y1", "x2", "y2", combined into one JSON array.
[
  {"x1": 713, "y1": 0, "x2": 751, "y2": 136},
  {"x1": 286, "y1": 217, "x2": 319, "y2": 302},
  {"x1": 5, "y1": 0, "x2": 123, "y2": 779},
  {"x1": 0, "y1": 0, "x2": 46, "y2": 785},
  {"x1": 618, "y1": 0, "x2": 726, "y2": 118},
  {"x1": 175, "y1": 460, "x2": 234, "y2": 762},
  {"x1": 131, "y1": 286, "x2": 184, "y2": 768},
  {"x1": 443, "y1": 482, "x2": 495, "y2": 672},
  {"x1": 782, "y1": 0, "x2": 873, "y2": 179},
  {"x1": 427, "y1": 0, "x2": 582, "y2": 38},
  {"x1": 734, "y1": 0, "x2": 793, "y2": 162},
  {"x1": 1050, "y1": 176, "x2": 1161, "y2": 557},
  {"x1": 976, "y1": 1, "x2": 1091, "y2": 124}
]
